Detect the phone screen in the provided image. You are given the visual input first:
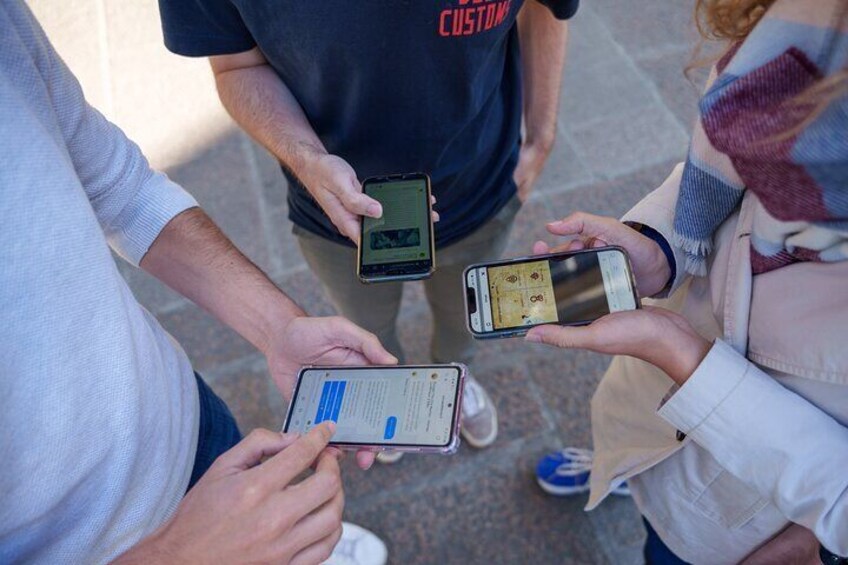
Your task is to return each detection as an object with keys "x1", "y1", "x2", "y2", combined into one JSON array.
[
  {"x1": 284, "y1": 366, "x2": 462, "y2": 447},
  {"x1": 467, "y1": 249, "x2": 637, "y2": 333},
  {"x1": 360, "y1": 177, "x2": 432, "y2": 276}
]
